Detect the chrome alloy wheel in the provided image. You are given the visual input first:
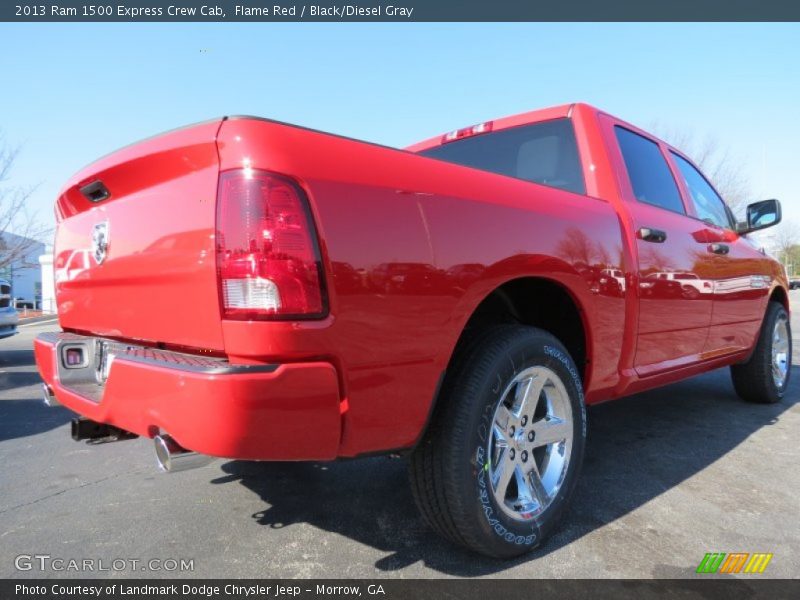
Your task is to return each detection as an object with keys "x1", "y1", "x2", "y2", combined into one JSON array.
[
  {"x1": 772, "y1": 315, "x2": 790, "y2": 388},
  {"x1": 487, "y1": 366, "x2": 574, "y2": 521}
]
